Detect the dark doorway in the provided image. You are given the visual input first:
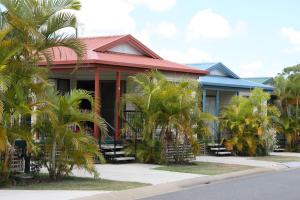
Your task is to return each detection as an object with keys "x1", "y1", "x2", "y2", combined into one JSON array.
[
  {"x1": 77, "y1": 81, "x2": 94, "y2": 110},
  {"x1": 101, "y1": 81, "x2": 116, "y2": 137},
  {"x1": 77, "y1": 80, "x2": 116, "y2": 137}
]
